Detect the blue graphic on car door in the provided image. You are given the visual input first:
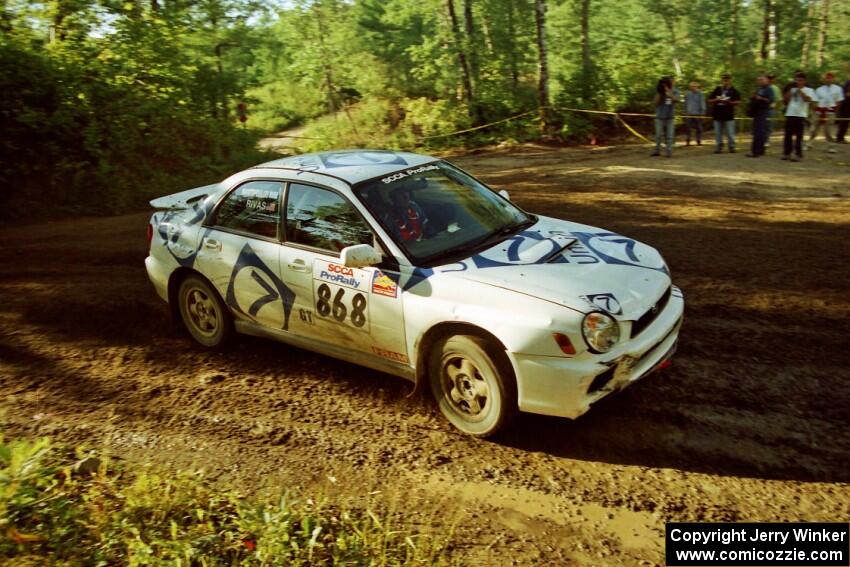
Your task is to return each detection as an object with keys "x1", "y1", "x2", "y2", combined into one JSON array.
[{"x1": 225, "y1": 243, "x2": 296, "y2": 330}]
